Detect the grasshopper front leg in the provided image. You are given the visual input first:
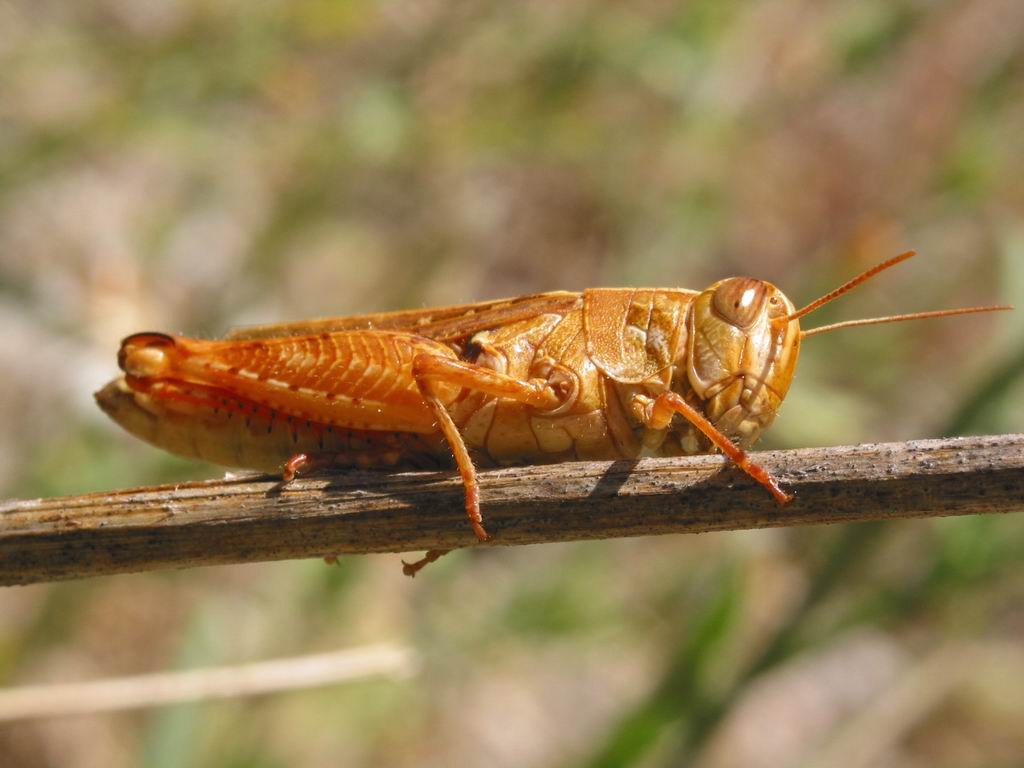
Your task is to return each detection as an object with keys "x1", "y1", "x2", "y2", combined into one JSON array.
[{"x1": 633, "y1": 392, "x2": 793, "y2": 504}]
